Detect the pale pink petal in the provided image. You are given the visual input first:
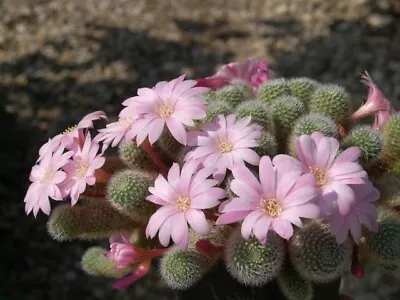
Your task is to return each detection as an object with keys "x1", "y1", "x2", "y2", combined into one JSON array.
[
  {"x1": 334, "y1": 147, "x2": 361, "y2": 164},
  {"x1": 272, "y1": 218, "x2": 293, "y2": 240},
  {"x1": 190, "y1": 188, "x2": 226, "y2": 209},
  {"x1": 259, "y1": 156, "x2": 276, "y2": 196},
  {"x1": 241, "y1": 210, "x2": 263, "y2": 239},
  {"x1": 166, "y1": 118, "x2": 187, "y2": 145},
  {"x1": 171, "y1": 213, "x2": 188, "y2": 246},
  {"x1": 230, "y1": 179, "x2": 261, "y2": 200},
  {"x1": 296, "y1": 135, "x2": 317, "y2": 167},
  {"x1": 185, "y1": 209, "x2": 211, "y2": 235},
  {"x1": 216, "y1": 210, "x2": 251, "y2": 225},
  {"x1": 145, "y1": 206, "x2": 177, "y2": 238},
  {"x1": 253, "y1": 216, "x2": 273, "y2": 242},
  {"x1": 148, "y1": 119, "x2": 165, "y2": 145},
  {"x1": 282, "y1": 186, "x2": 317, "y2": 208},
  {"x1": 158, "y1": 218, "x2": 172, "y2": 247},
  {"x1": 232, "y1": 163, "x2": 261, "y2": 193}
]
